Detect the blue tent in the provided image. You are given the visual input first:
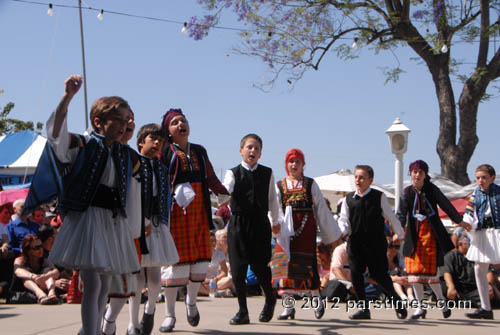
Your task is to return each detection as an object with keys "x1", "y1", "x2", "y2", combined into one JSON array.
[{"x1": 0, "y1": 130, "x2": 46, "y2": 189}]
